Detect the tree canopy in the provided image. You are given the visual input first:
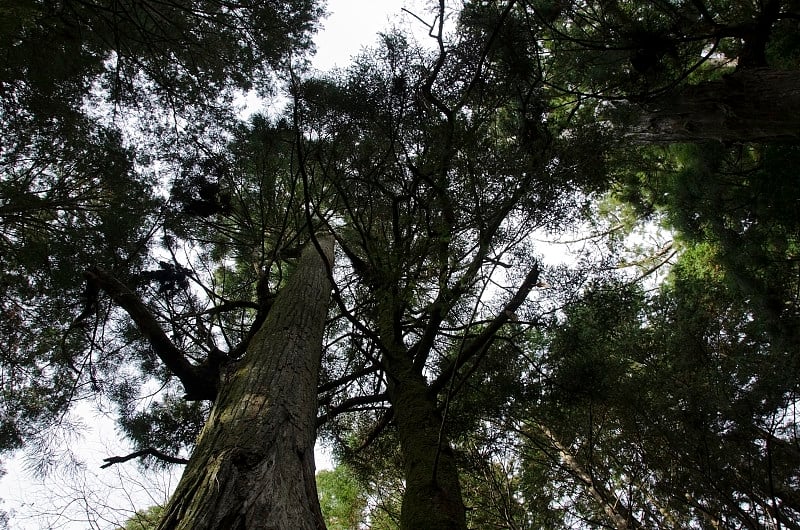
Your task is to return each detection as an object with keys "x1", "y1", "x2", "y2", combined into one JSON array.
[{"x1": 2, "y1": 0, "x2": 800, "y2": 528}]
